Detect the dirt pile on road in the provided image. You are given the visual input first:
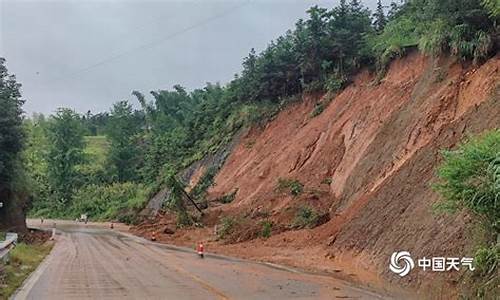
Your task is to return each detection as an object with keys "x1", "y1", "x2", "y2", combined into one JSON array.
[{"x1": 134, "y1": 52, "x2": 499, "y2": 295}]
